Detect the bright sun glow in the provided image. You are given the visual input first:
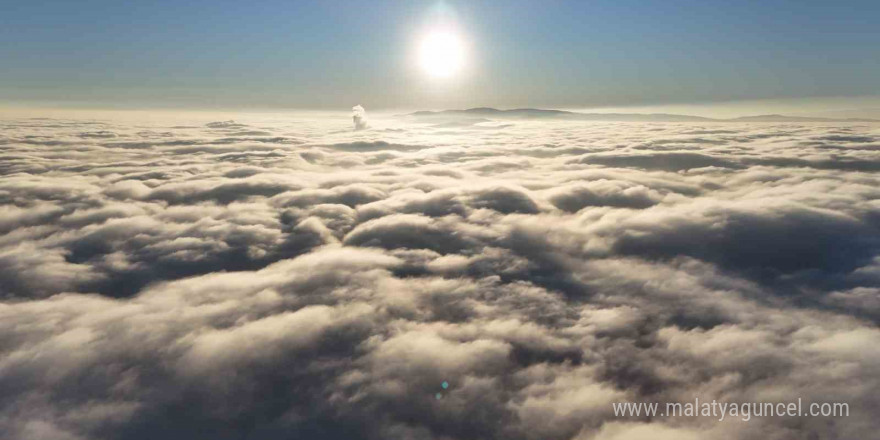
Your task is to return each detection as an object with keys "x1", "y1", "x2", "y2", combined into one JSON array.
[{"x1": 419, "y1": 30, "x2": 465, "y2": 78}]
